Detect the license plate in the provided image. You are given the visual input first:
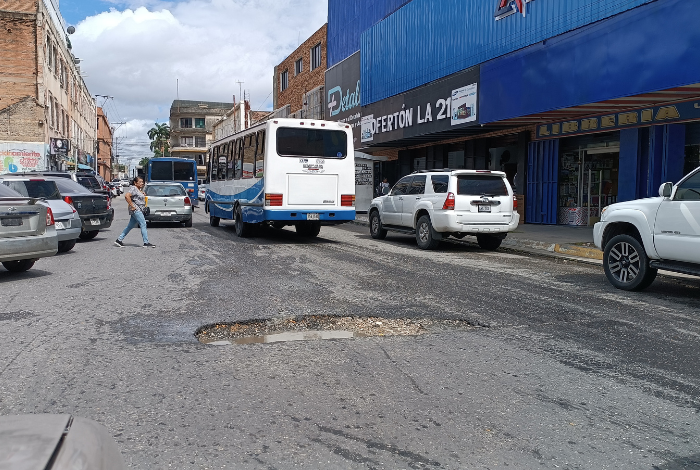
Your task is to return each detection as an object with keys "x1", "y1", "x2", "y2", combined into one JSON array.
[
  {"x1": 90, "y1": 218, "x2": 101, "y2": 225},
  {"x1": 478, "y1": 205, "x2": 491, "y2": 213},
  {"x1": 1, "y1": 217, "x2": 22, "y2": 227},
  {"x1": 55, "y1": 221, "x2": 64, "y2": 229},
  {"x1": 306, "y1": 213, "x2": 320, "y2": 221}
]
